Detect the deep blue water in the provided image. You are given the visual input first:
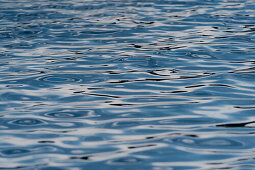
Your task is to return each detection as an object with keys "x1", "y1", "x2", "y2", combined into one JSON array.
[{"x1": 1, "y1": 0, "x2": 255, "y2": 169}]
